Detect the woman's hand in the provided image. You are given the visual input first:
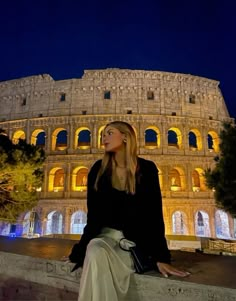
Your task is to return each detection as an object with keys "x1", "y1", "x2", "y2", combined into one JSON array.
[
  {"x1": 157, "y1": 262, "x2": 190, "y2": 278},
  {"x1": 60, "y1": 256, "x2": 69, "y2": 262}
]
